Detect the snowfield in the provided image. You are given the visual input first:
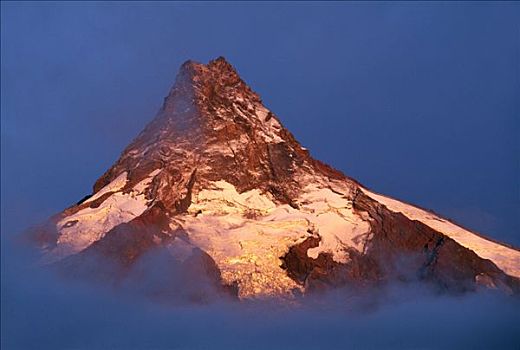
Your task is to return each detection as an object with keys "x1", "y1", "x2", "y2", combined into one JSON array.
[
  {"x1": 47, "y1": 175, "x2": 520, "y2": 297},
  {"x1": 51, "y1": 170, "x2": 160, "y2": 259},
  {"x1": 178, "y1": 180, "x2": 371, "y2": 298}
]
